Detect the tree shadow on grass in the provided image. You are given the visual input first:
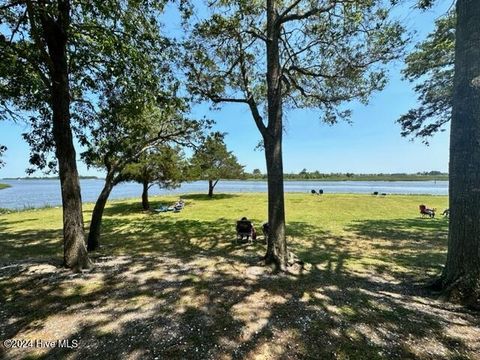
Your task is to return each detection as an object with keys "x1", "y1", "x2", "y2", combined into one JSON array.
[
  {"x1": 344, "y1": 218, "x2": 449, "y2": 283},
  {"x1": 2, "y1": 203, "x2": 479, "y2": 359},
  {"x1": 0, "y1": 228, "x2": 63, "y2": 263},
  {"x1": 99, "y1": 194, "x2": 241, "y2": 218},
  {"x1": 1, "y1": 257, "x2": 478, "y2": 360},
  {"x1": 97, "y1": 214, "x2": 266, "y2": 266},
  {"x1": 177, "y1": 193, "x2": 240, "y2": 201},
  {"x1": 287, "y1": 221, "x2": 355, "y2": 276},
  {"x1": 345, "y1": 218, "x2": 448, "y2": 242},
  {"x1": 100, "y1": 201, "x2": 148, "y2": 217}
]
